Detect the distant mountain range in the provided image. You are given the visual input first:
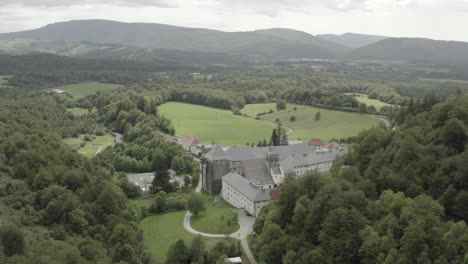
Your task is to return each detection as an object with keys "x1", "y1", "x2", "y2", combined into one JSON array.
[
  {"x1": 317, "y1": 33, "x2": 388, "y2": 49},
  {"x1": 1, "y1": 19, "x2": 468, "y2": 67}
]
